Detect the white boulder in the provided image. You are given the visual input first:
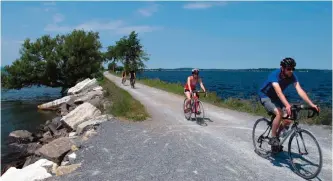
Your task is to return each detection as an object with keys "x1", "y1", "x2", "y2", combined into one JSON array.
[
  {"x1": 74, "y1": 89, "x2": 103, "y2": 104},
  {"x1": 1, "y1": 159, "x2": 54, "y2": 181},
  {"x1": 37, "y1": 96, "x2": 72, "y2": 110},
  {"x1": 67, "y1": 78, "x2": 99, "y2": 95},
  {"x1": 61, "y1": 102, "x2": 101, "y2": 130},
  {"x1": 76, "y1": 114, "x2": 111, "y2": 135}
]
